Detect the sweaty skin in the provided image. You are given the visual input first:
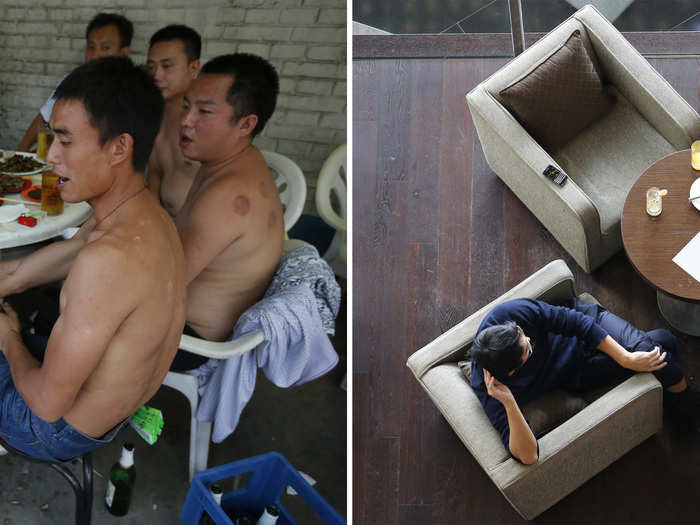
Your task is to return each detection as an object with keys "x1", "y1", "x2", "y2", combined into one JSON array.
[{"x1": 0, "y1": 99, "x2": 186, "y2": 438}]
